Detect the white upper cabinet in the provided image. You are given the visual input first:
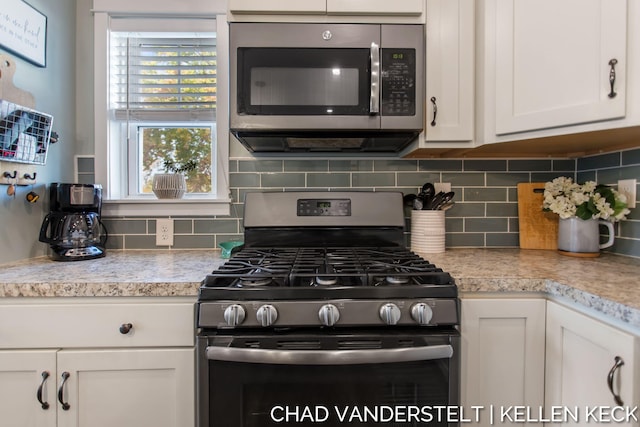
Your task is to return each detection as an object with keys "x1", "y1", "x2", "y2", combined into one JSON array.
[
  {"x1": 327, "y1": 0, "x2": 423, "y2": 15},
  {"x1": 494, "y1": 0, "x2": 627, "y2": 135},
  {"x1": 229, "y1": 0, "x2": 423, "y2": 15},
  {"x1": 425, "y1": 0, "x2": 475, "y2": 142},
  {"x1": 229, "y1": 0, "x2": 326, "y2": 14}
]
